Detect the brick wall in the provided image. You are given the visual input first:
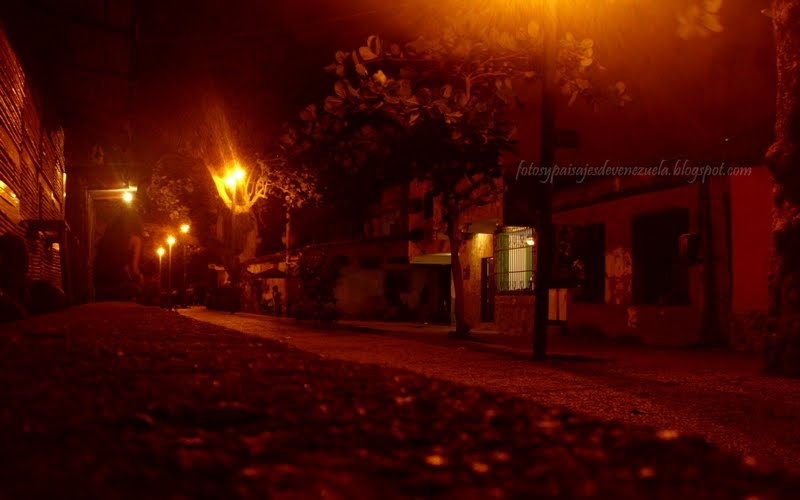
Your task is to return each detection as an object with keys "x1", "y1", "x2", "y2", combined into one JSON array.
[{"x1": 0, "y1": 29, "x2": 65, "y2": 289}]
